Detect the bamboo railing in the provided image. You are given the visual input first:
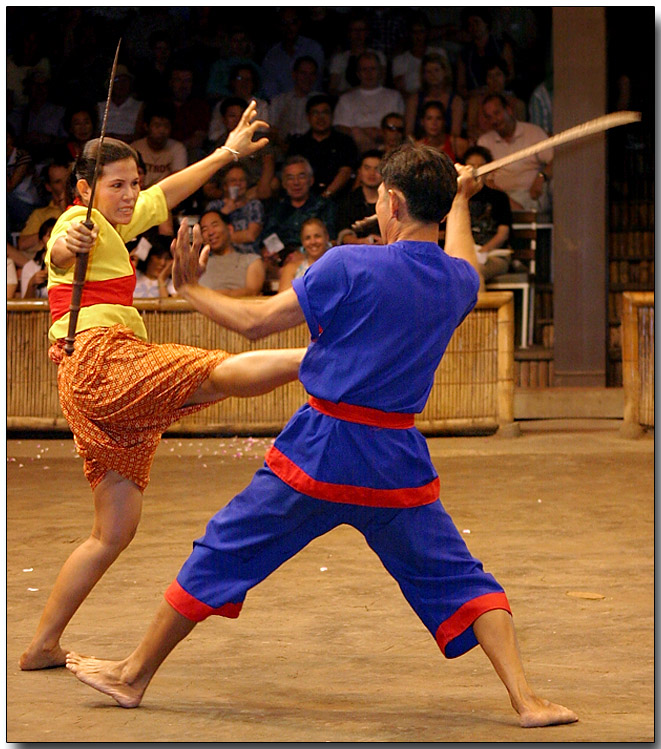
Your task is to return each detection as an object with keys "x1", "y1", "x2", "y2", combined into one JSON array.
[
  {"x1": 6, "y1": 292, "x2": 515, "y2": 435},
  {"x1": 621, "y1": 292, "x2": 654, "y2": 435}
]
